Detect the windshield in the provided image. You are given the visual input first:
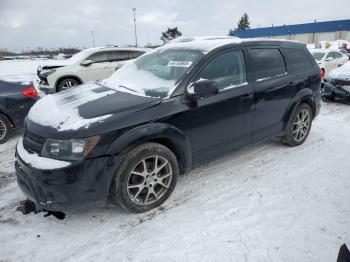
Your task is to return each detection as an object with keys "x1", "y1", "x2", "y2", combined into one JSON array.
[
  {"x1": 66, "y1": 48, "x2": 95, "y2": 64},
  {"x1": 102, "y1": 49, "x2": 204, "y2": 98},
  {"x1": 311, "y1": 52, "x2": 326, "y2": 61}
]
